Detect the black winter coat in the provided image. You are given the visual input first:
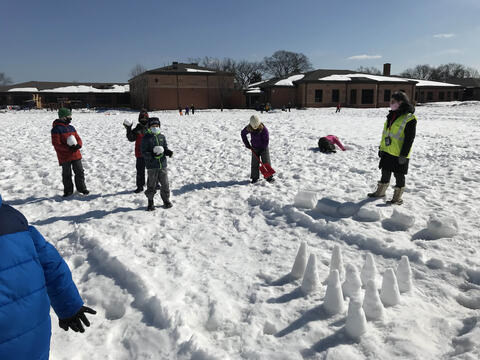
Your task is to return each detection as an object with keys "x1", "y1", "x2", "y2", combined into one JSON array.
[{"x1": 141, "y1": 132, "x2": 169, "y2": 169}]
